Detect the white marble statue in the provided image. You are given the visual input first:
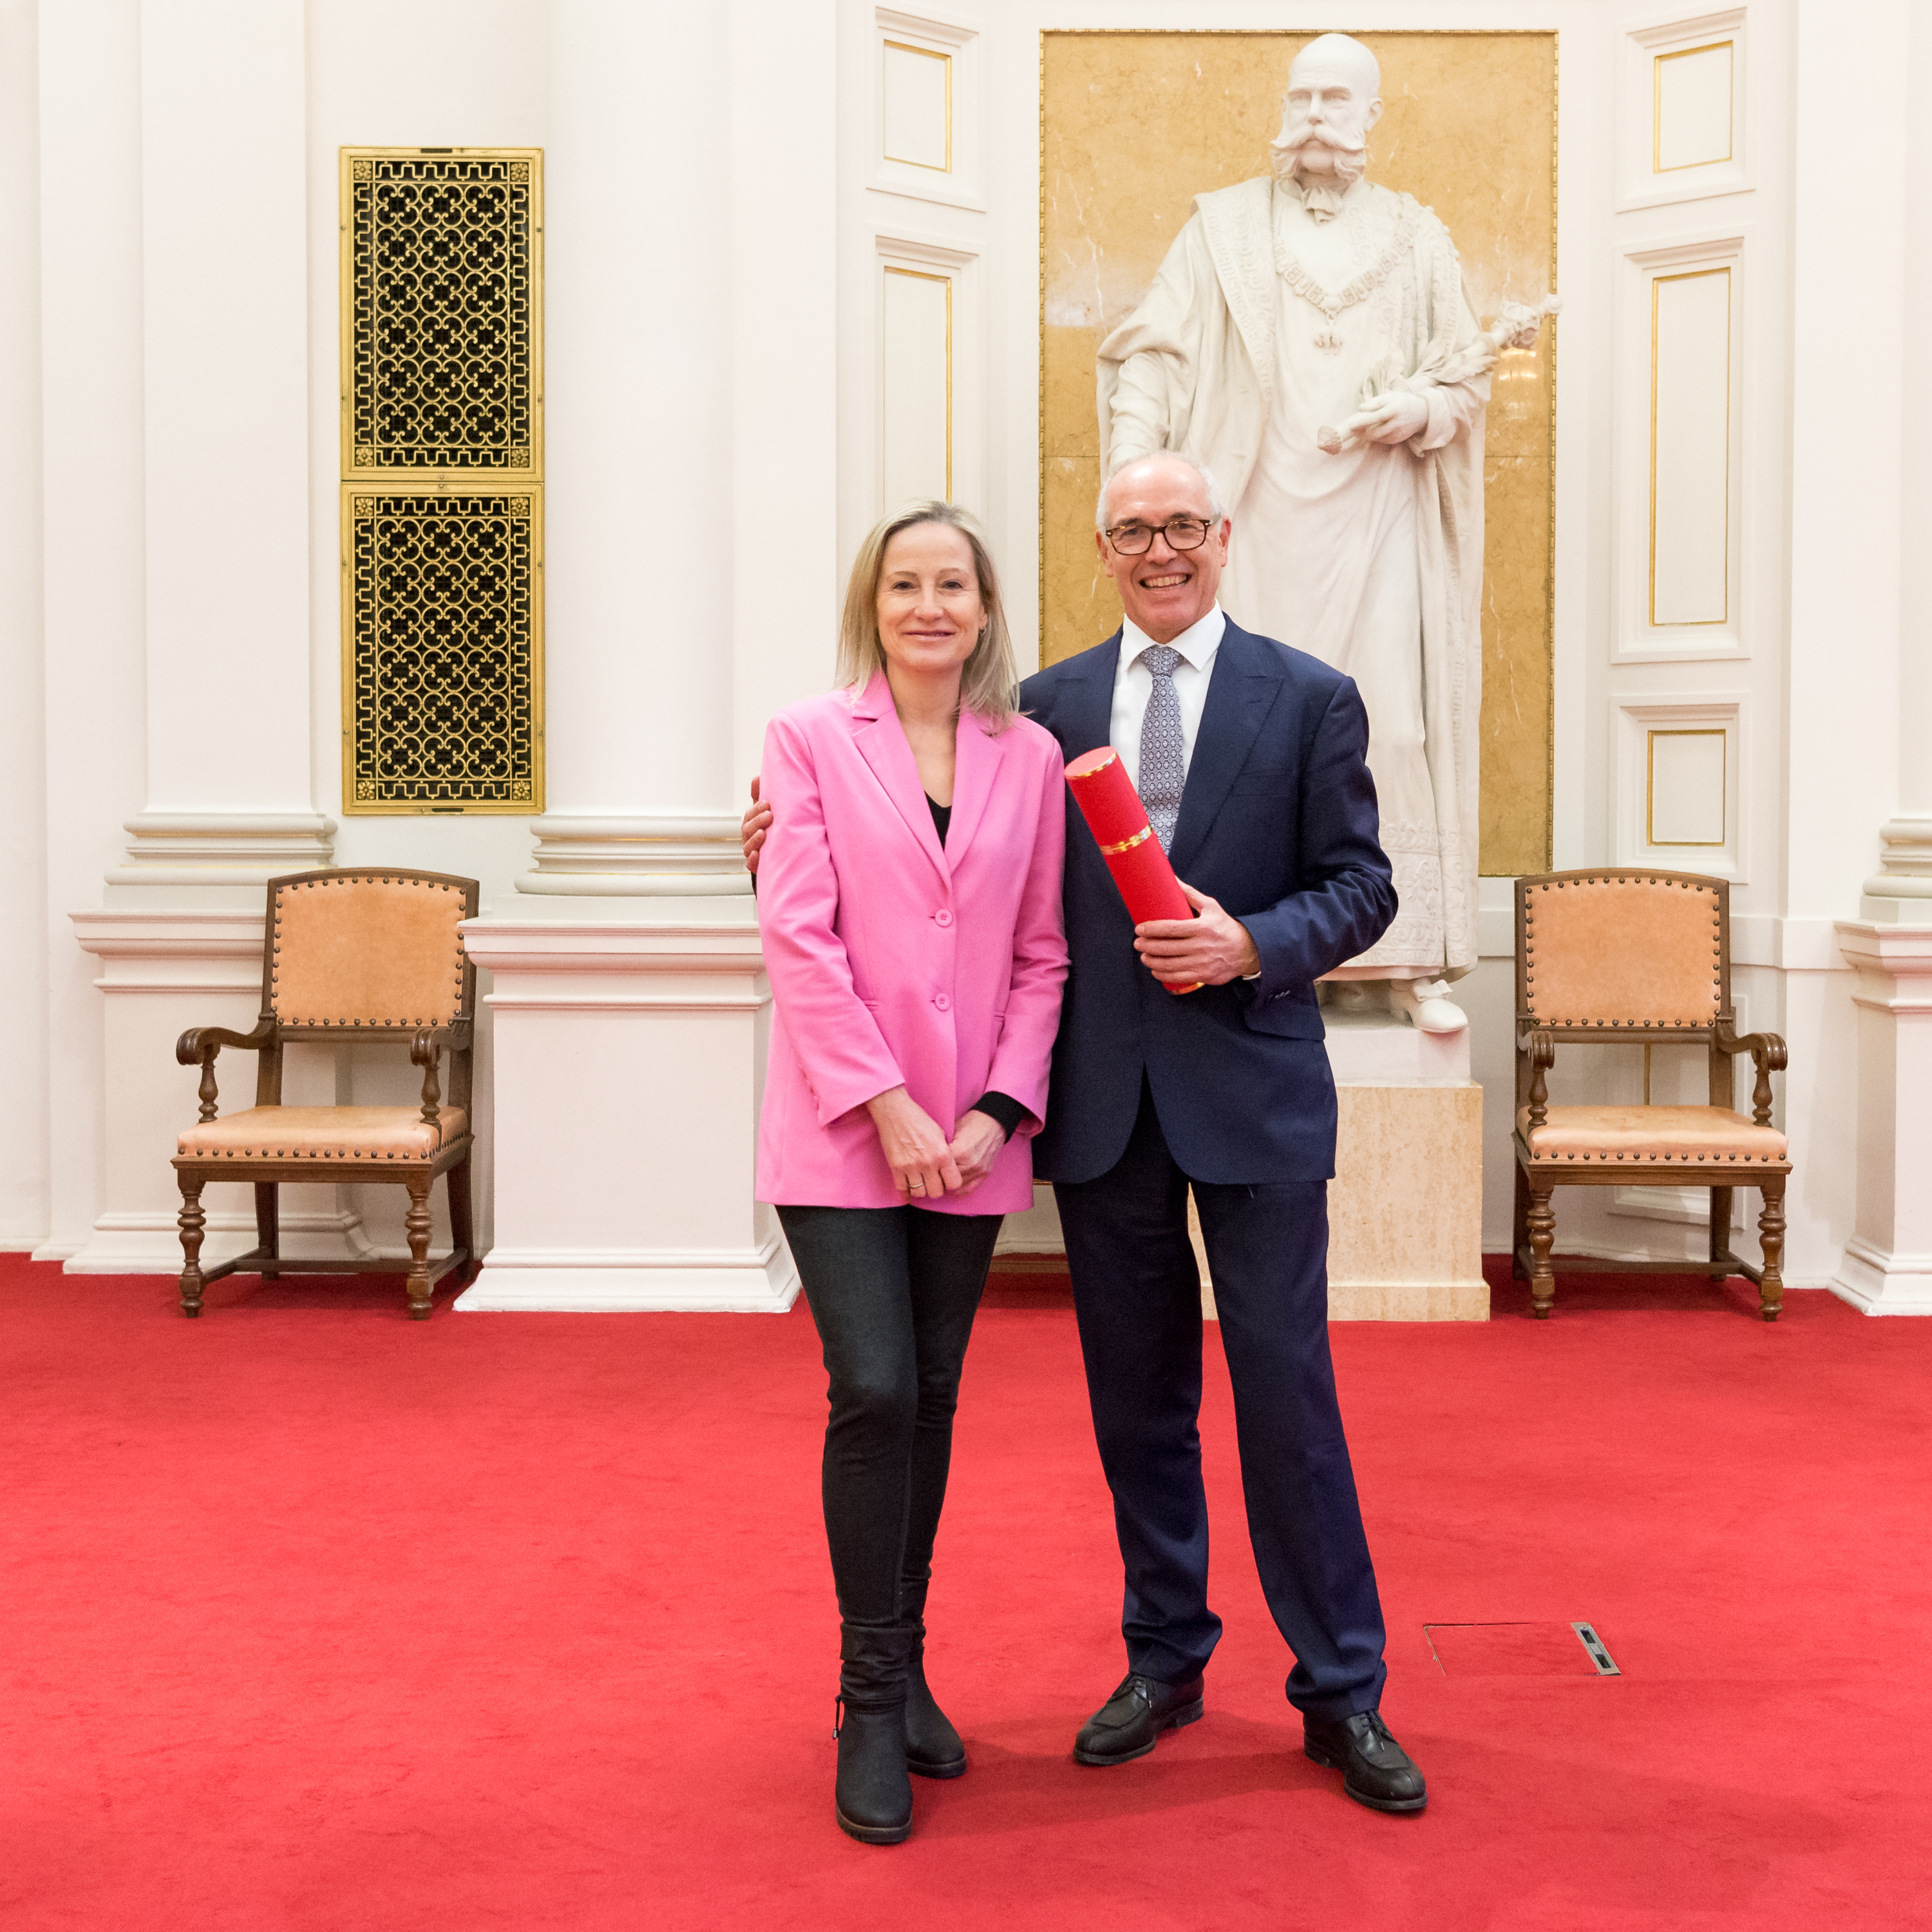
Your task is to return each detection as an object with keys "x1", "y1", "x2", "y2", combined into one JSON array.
[{"x1": 1097, "y1": 33, "x2": 1555, "y2": 1033}]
